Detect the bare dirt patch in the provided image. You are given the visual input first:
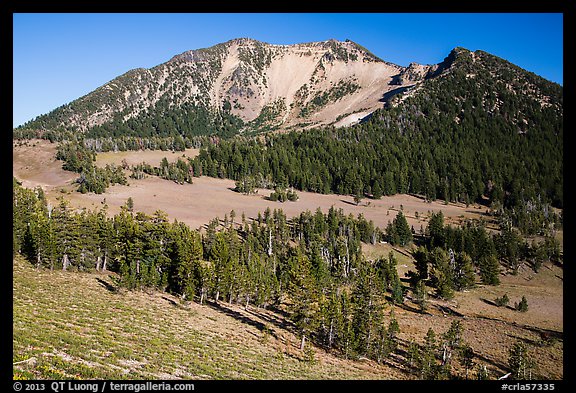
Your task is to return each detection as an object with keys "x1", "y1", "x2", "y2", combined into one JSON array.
[
  {"x1": 12, "y1": 140, "x2": 76, "y2": 189},
  {"x1": 95, "y1": 148, "x2": 199, "y2": 168},
  {"x1": 51, "y1": 175, "x2": 486, "y2": 232}
]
